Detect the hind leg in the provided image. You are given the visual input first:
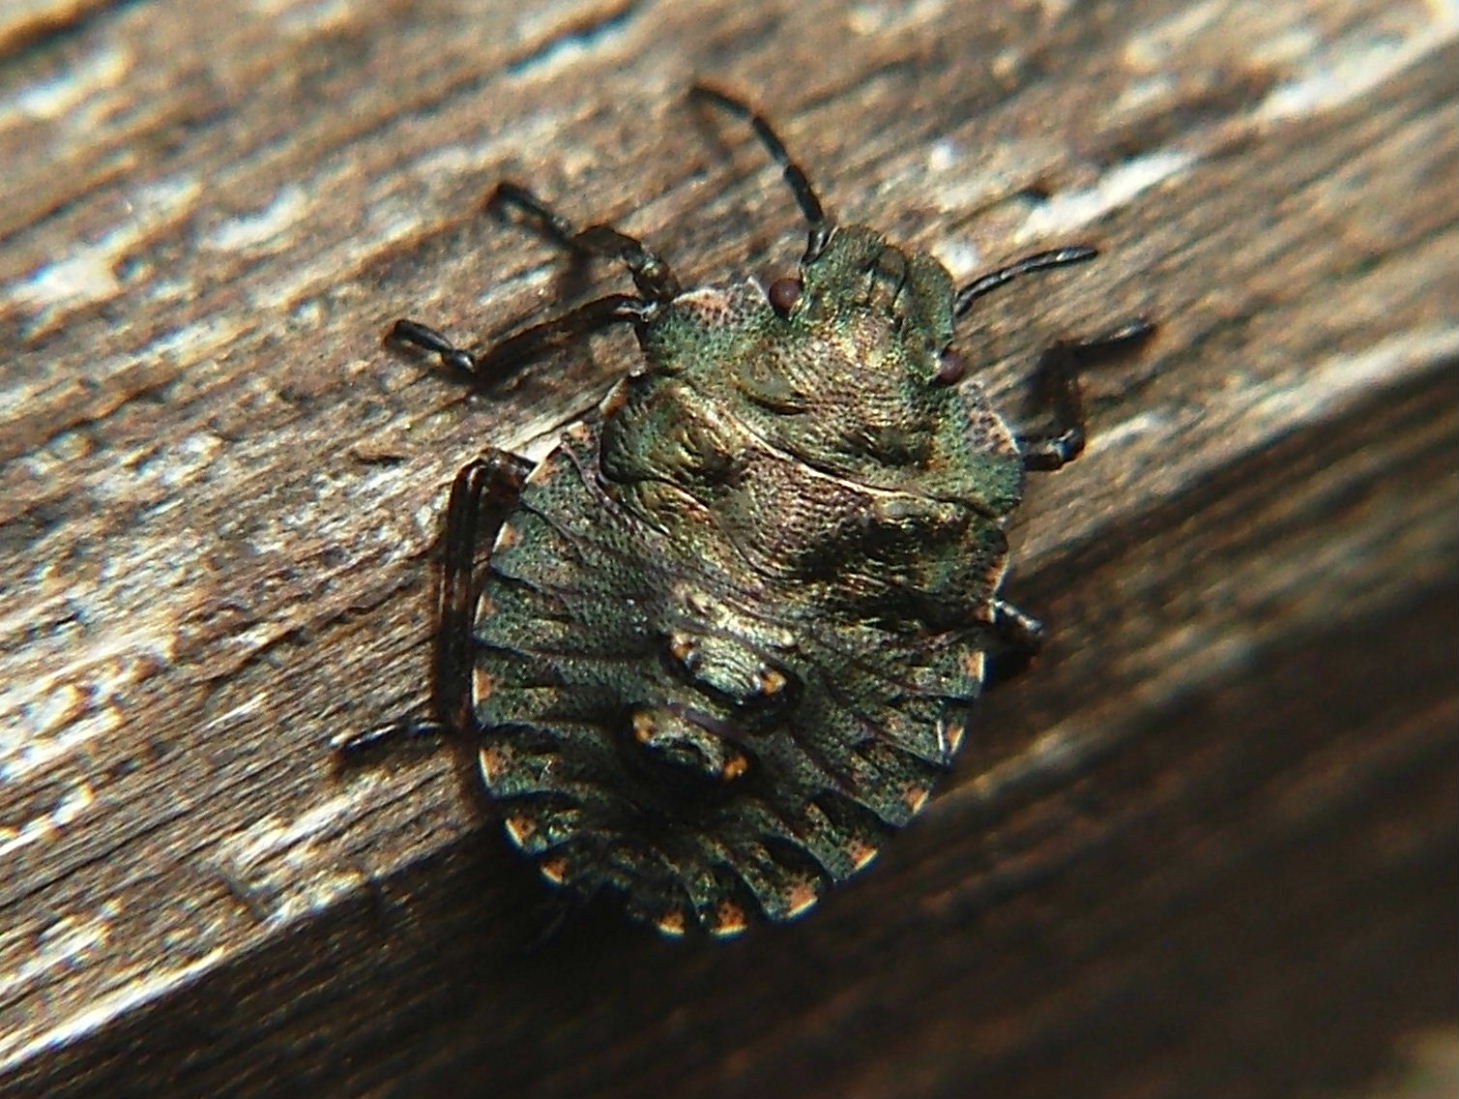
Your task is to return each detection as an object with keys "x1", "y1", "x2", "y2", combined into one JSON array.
[{"x1": 339, "y1": 448, "x2": 531, "y2": 755}]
